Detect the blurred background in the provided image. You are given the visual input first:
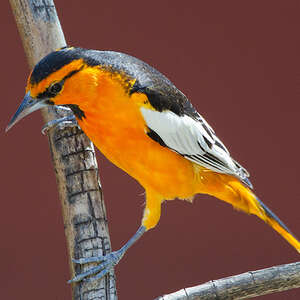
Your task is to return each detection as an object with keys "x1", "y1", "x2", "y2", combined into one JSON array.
[{"x1": 1, "y1": 1, "x2": 299, "y2": 299}]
